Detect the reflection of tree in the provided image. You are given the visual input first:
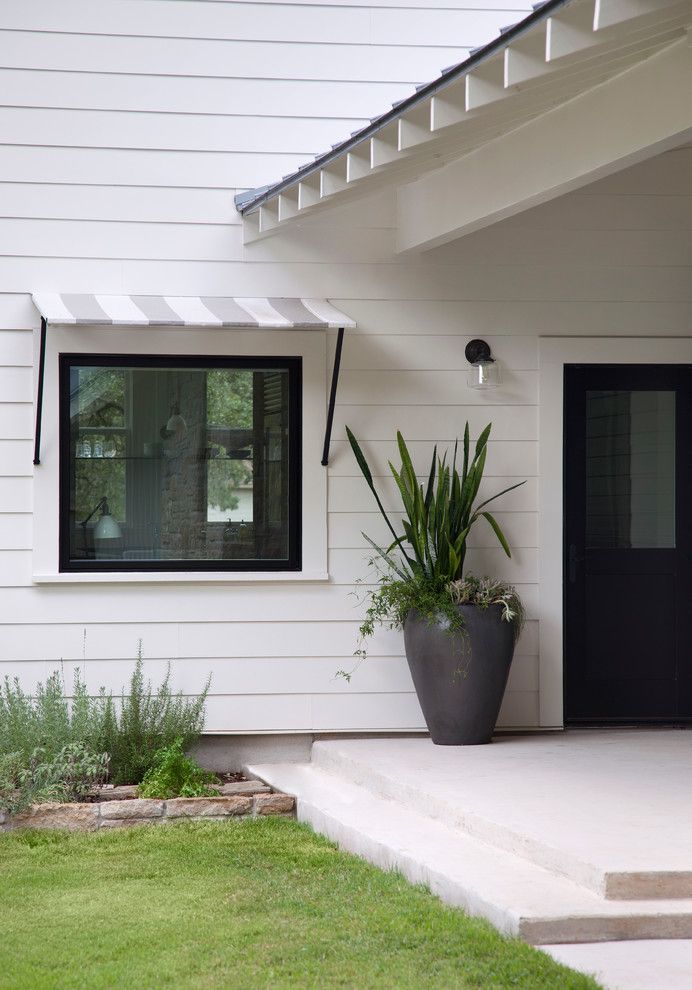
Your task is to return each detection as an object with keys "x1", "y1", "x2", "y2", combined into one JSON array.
[
  {"x1": 73, "y1": 369, "x2": 127, "y2": 521},
  {"x1": 206, "y1": 370, "x2": 253, "y2": 511},
  {"x1": 75, "y1": 368, "x2": 125, "y2": 426},
  {"x1": 76, "y1": 456, "x2": 126, "y2": 522}
]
